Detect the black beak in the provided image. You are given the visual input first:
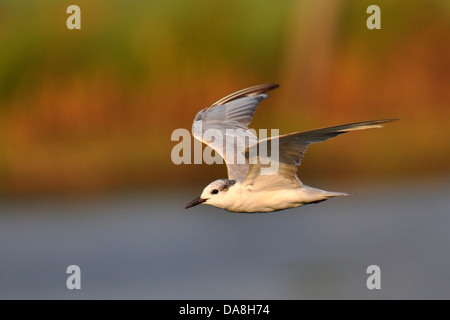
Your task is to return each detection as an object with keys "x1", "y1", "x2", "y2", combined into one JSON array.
[{"x1": 185, "y1": 197, "x2": 207, "y2": 209}]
